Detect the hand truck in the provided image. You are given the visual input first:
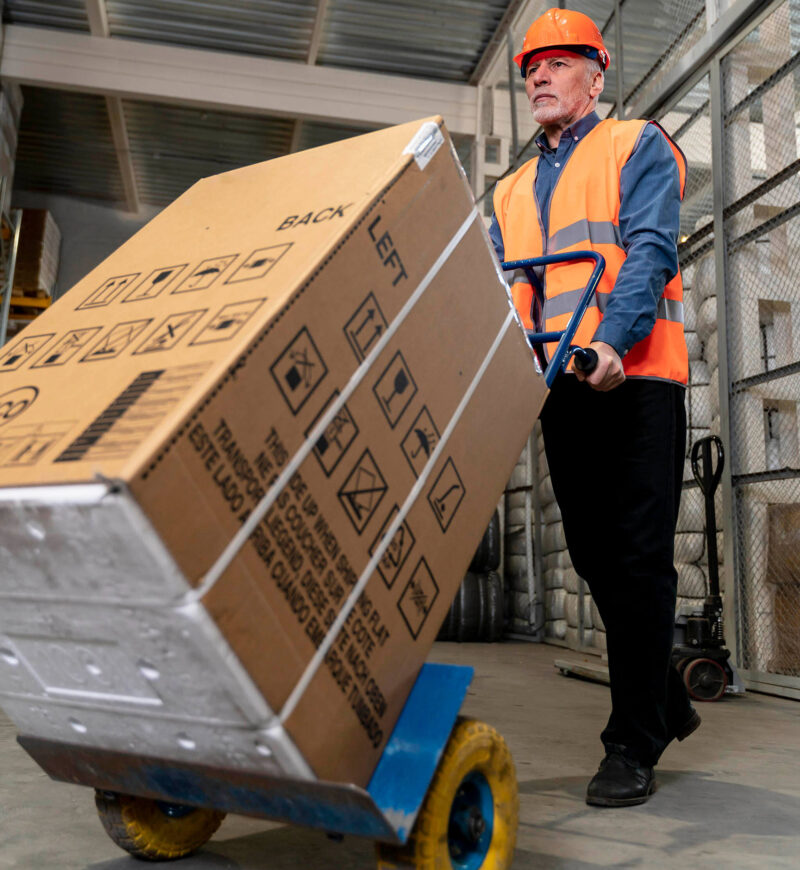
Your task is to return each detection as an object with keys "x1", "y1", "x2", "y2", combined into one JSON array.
[{"x1": 14, "y1": 252, "x2": 604, "y2": 869}]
